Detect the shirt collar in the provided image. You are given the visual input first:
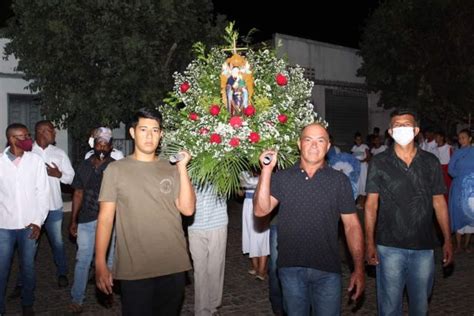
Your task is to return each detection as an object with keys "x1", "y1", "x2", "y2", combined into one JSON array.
[
  {"x1": 291, "y1": 159, "x2": 329, "y2": 174},
  {"x1": 388, "y1": 144, "x2": 422, "y2": 167},
  {"x1": 33, "y1": 142, "x2": 52, "y2": 151},
  {"x1": 5, "y1": 149, "x2": 17, "y2": 162}
]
